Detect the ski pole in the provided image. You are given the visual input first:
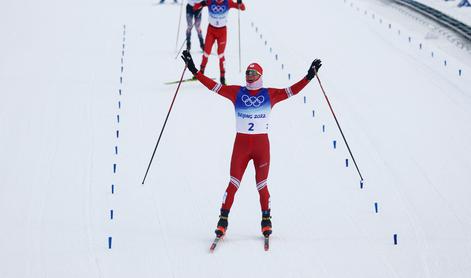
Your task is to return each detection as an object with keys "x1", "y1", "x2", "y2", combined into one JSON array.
[
  {"x1": 174, "y1": 39, "x2": 186, "y2": 59},
  {"x1": 314, "y1": 71, "x2": 364, "y2": 181},
  {"x1": 142, "y1": 65, "x2": 187, "y2": 184},
  {"x1": 237, "y1": 5, "x2": 242, "y2": 73},
  {"x1": 174, "y1": 0, "x2": 185, "y2": 53}
]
